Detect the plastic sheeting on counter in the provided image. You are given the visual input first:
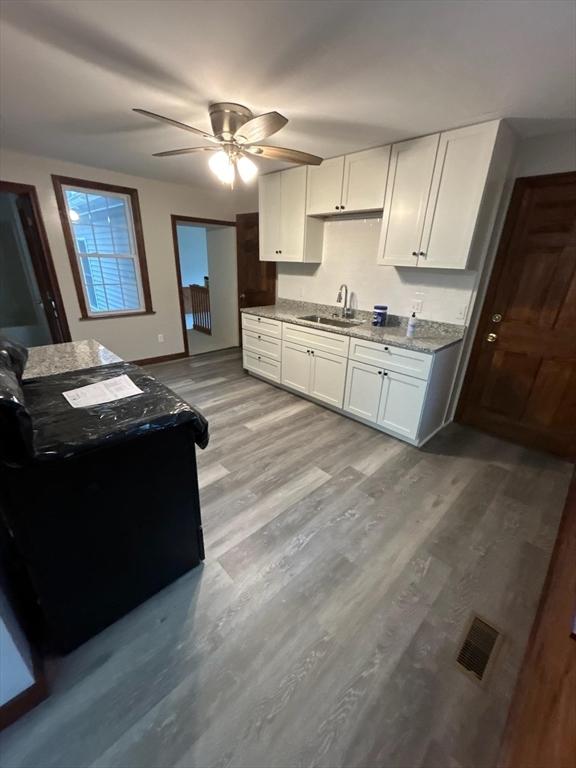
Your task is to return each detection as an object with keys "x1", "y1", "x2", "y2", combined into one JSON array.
[
  {"x1": 13, "y1": 361, "x2": 209, "y2": 463},
  {"x1": 0, "y1": 338, "x2": 34, "y2": 465}
]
